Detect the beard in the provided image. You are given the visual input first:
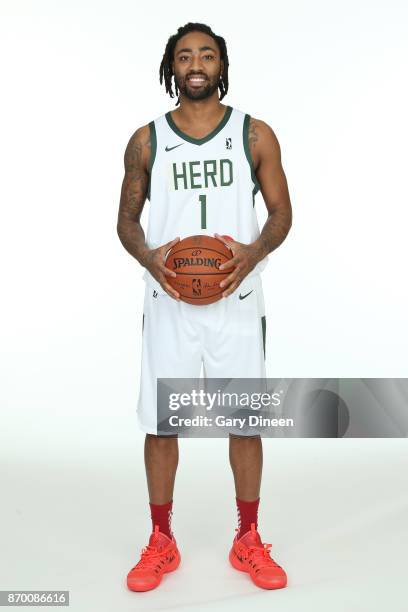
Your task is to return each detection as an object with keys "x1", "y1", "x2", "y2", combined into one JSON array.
[{"x1": 175, "y1": 72, "x2": 221, "y2": 101}]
